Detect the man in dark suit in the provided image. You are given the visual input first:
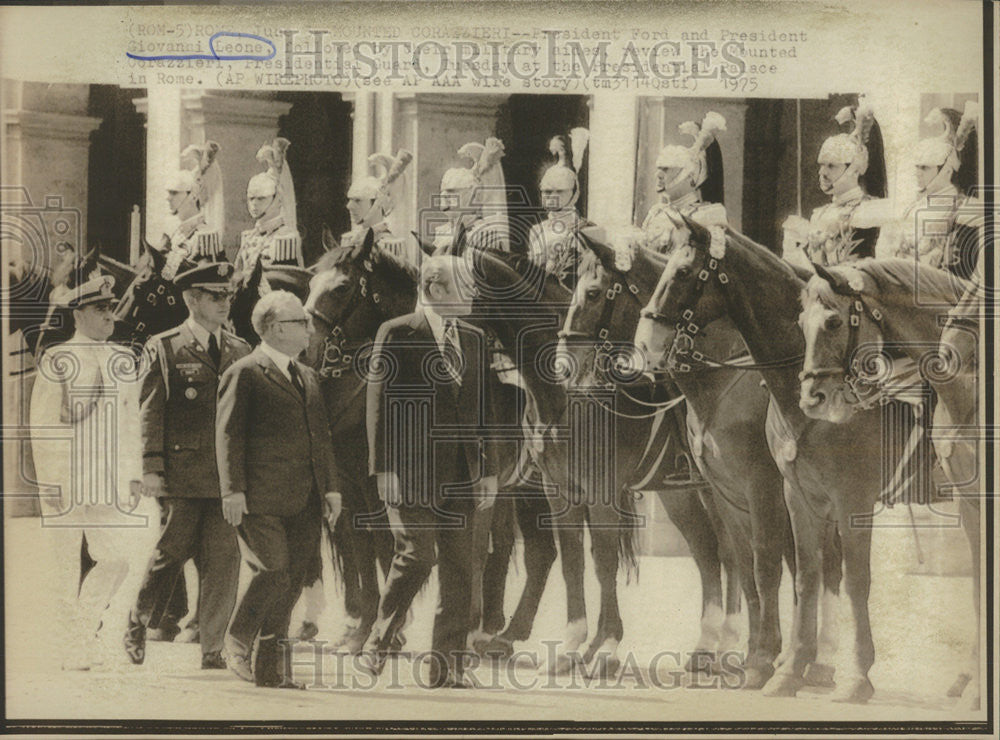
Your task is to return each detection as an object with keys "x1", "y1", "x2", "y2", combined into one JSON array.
[
  {"x1": 364, "y1": 254, "x2": 498, "y2": 688},
  {"x1": 125, "y1": 260, "x2": 250, "y2": 669},
  {"x1": 216, "y1": 290, "x2": 342, "y2": 689}
]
